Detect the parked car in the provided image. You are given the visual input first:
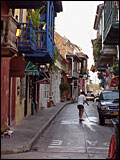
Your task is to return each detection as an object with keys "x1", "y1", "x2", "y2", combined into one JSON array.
[
  {"x1": 97, "y1": 90, "x2": 119, "y2": 125},
  {"x1": 86, "y1": 93, "x2": 95, "y2": 101}
]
